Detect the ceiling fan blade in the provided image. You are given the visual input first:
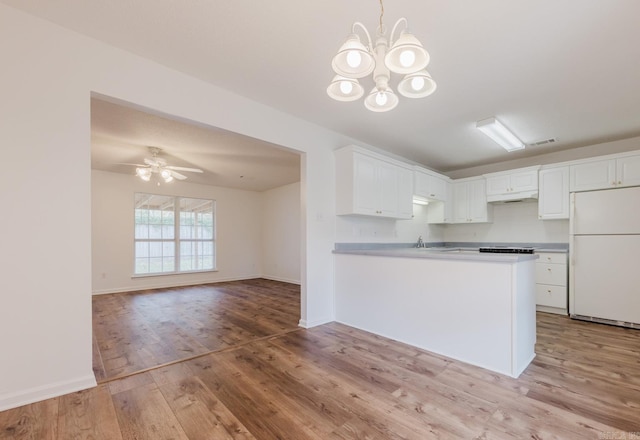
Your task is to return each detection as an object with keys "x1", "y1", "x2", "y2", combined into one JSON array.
[
  {"x1": 166, "y1": 165, "x2": 203, "y2": 173},
  {"x1": 117, "y1": 163, "x2": 146, "y2": 167},
  {"x1": 170, "y1": 170, "x2": 188, "y2": 180}
]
